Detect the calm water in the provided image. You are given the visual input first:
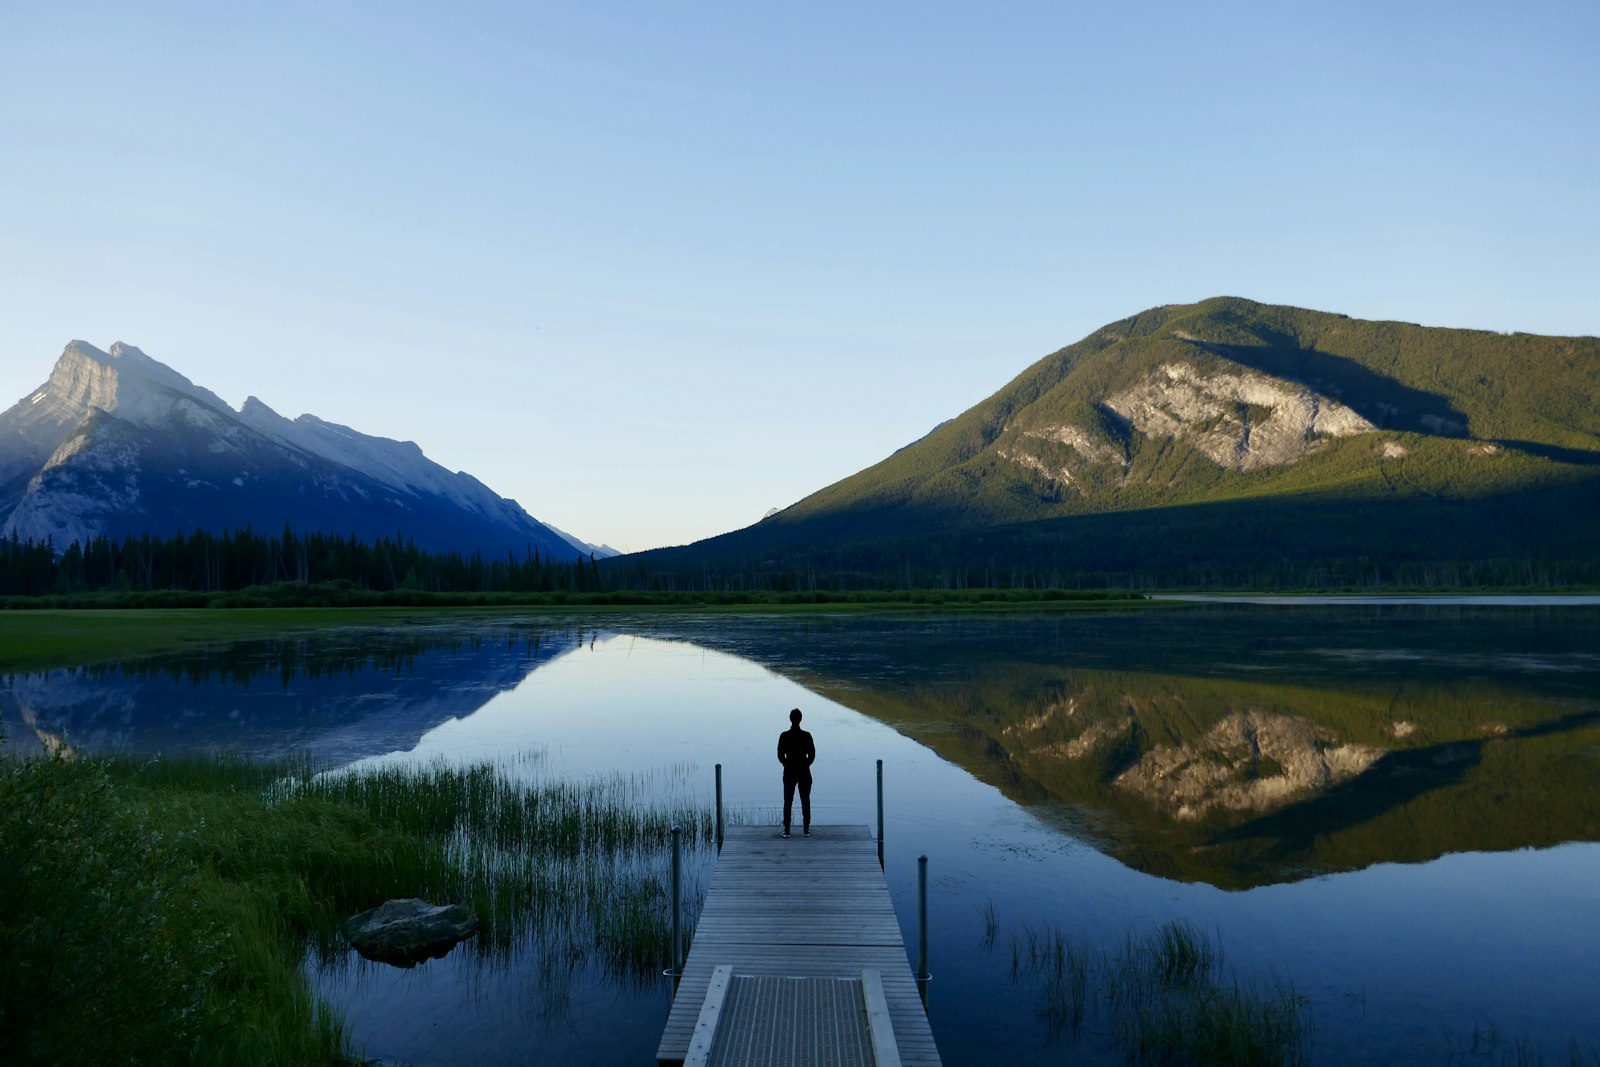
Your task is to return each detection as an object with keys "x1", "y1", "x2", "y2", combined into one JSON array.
[{"x1": 6, "y1": 605, "x2": 1599, "y2": 1065}]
